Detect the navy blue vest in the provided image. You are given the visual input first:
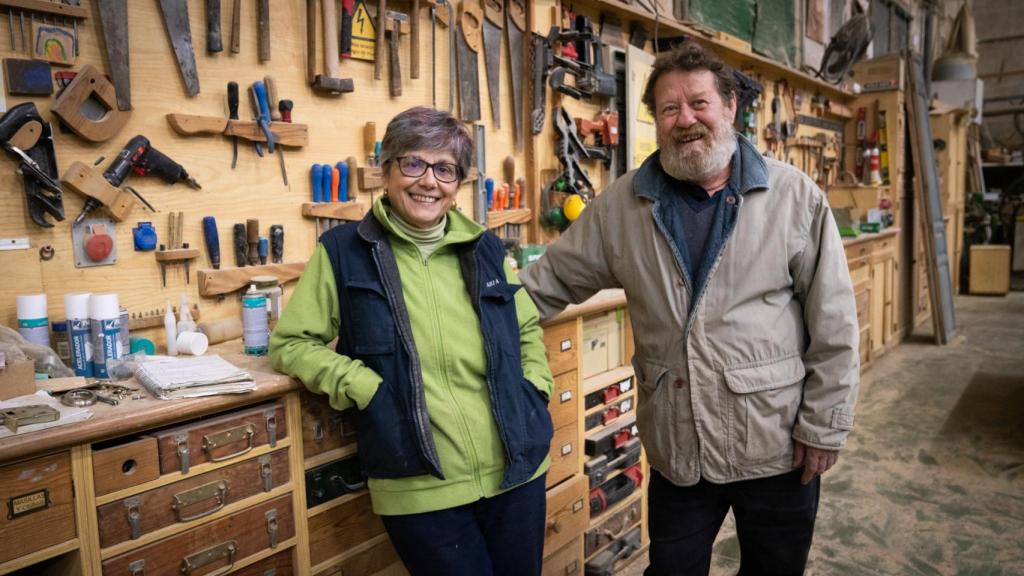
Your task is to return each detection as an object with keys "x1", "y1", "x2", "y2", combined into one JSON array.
[{"x1": 320, "y1": 214, "x2": 553, "y2": 489}]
